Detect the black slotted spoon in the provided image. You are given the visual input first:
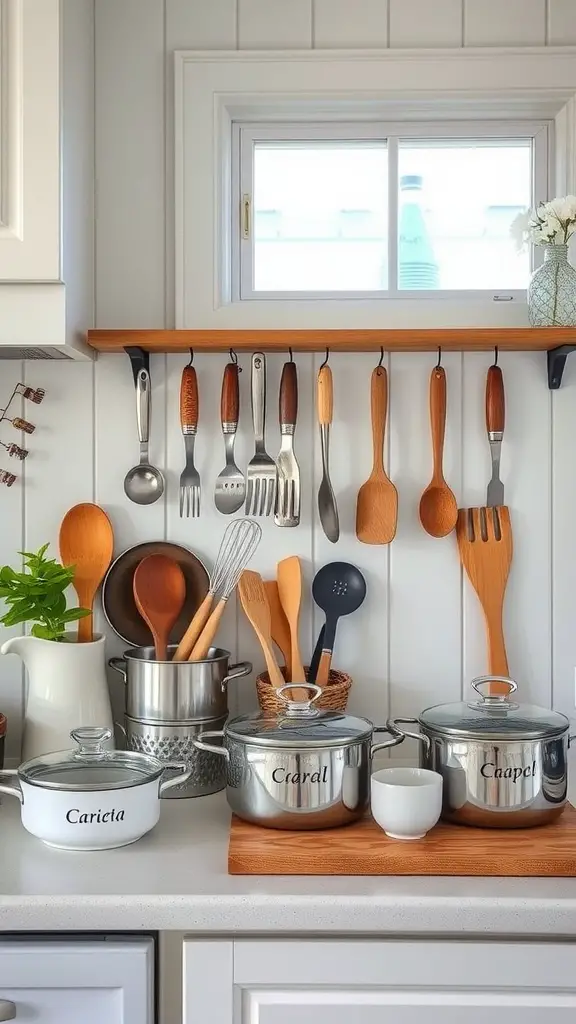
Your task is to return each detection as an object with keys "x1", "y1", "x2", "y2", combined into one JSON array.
[{"x1": 310, "y1": 562, "x2": 367, "y2": 687}]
